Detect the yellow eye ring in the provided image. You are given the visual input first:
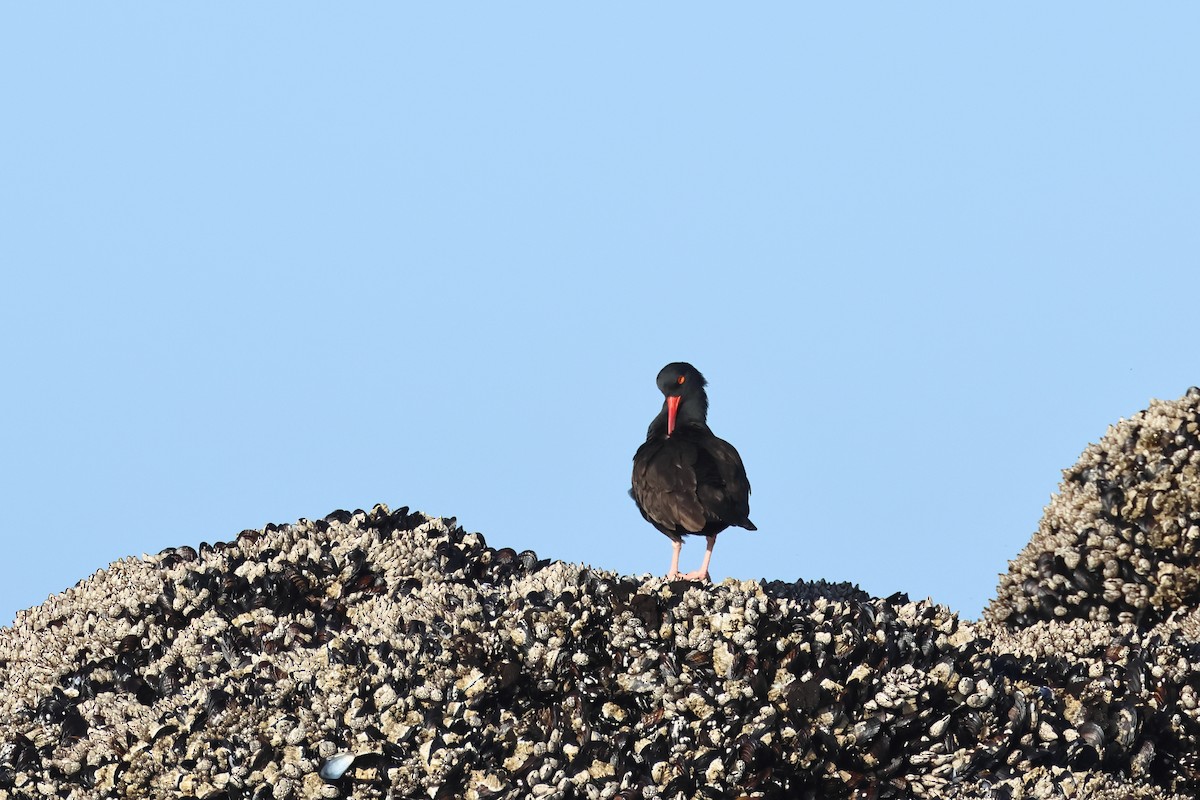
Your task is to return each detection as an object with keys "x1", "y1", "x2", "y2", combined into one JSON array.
[{"x1": 677, "y1": 375, "x2": 686, "y2": 385}]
